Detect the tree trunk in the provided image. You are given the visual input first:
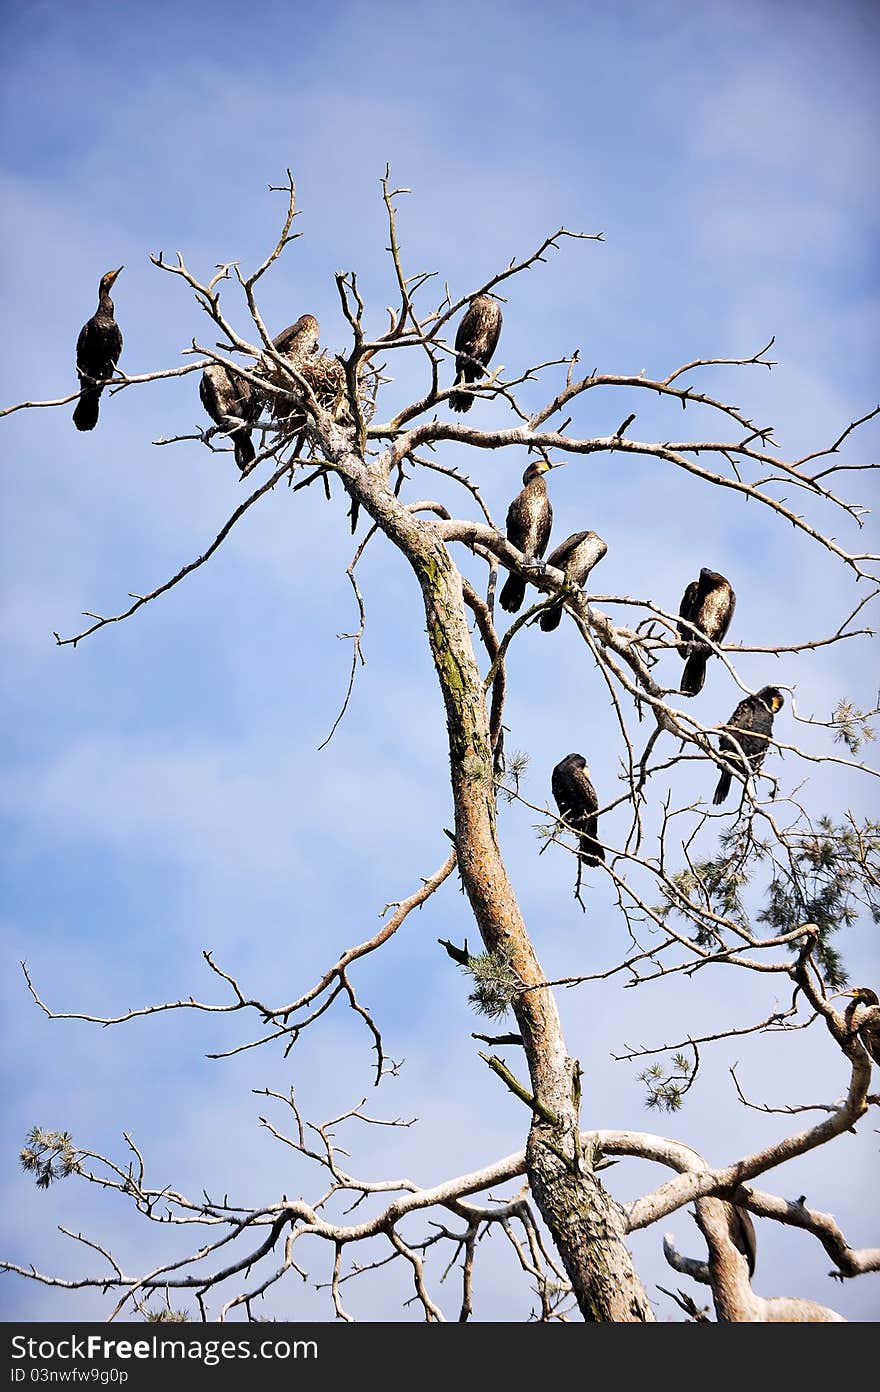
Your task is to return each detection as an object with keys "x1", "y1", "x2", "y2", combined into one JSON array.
[{"x1": 332, "y1": 440, "x2": 654, "y2": 1320}]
